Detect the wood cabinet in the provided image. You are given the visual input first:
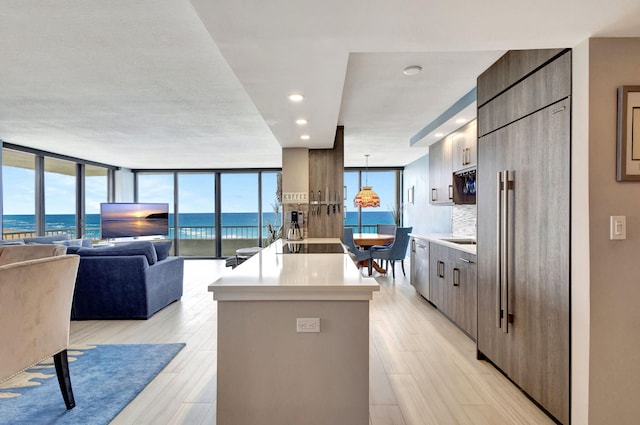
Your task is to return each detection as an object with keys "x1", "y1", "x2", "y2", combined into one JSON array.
[
  {"x1": 476, "y1": 48, "x2": 565, "y2": 105},
  {"x1": 429, "y1": 243, "x2": 448, "y2": 307},
  {"x1": 476, "y1": 49, "x2": 570, "y2": 424},
  {"x1": 431, "y1": 120, "x2": 478, "y2": 205},
  {"x1": 410, "y1": 238, "x2": 430, "y2": 300},
  {"x1": 451, "y1": 120, "x2": 478, "y2": 172},
  {"x1": 428, "y1": 138, "x2": 453, "y2": 205},
  {"x1": 429, "y1": 242, "x2": 477, "y2": 340},
  {"x1": 449, "y1": 251, "x2": 477, "y2": 339}
]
